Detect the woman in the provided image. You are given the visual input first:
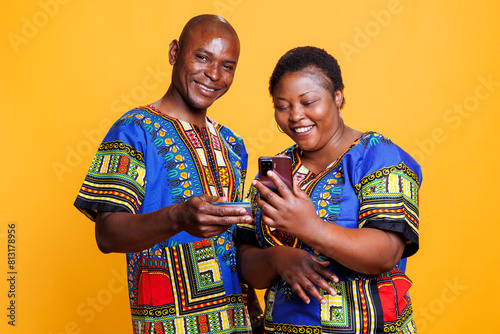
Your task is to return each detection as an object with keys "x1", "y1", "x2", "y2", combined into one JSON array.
[{"x1": 236, "y1": 46, "x2": 421, "y2": 333}]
